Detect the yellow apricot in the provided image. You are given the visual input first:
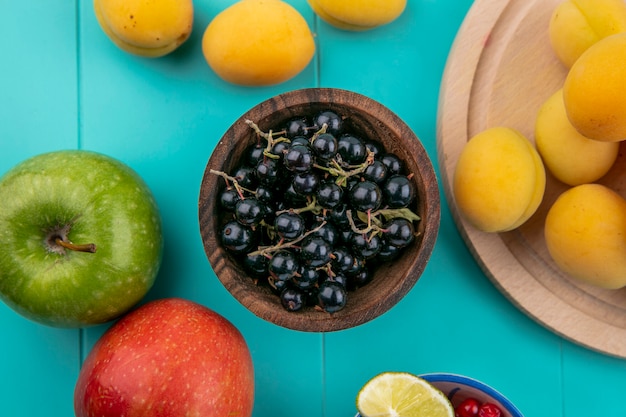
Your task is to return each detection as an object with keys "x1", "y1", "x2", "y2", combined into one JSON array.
[
  {"x1": 453, "y1": 127, "x2": 546, "y2": 233},
  {"x1": 545, "y1": 183, "x2": 626, "y2": 289},
  {"x1": 307, "y1": 0, "x2": 376, "y2": 31},
  {"x1": 308, "y1": 0, "x2": 406, "y2": 31},
  {"x1": 549, "y1": 0, "x2": 626, "y2": 68},
  {"x1": 563, "y1": 33, "x2": 626, "y2": 142},
  {"x1": 202, "y1": 0, "x2": 315, "y2": 86},
  {"x1": 535, "y1": 89, "x2": 619, "y2": 185},
  {"x1": 94, "y1": 0, "x2": 193, "y2": 57}
]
